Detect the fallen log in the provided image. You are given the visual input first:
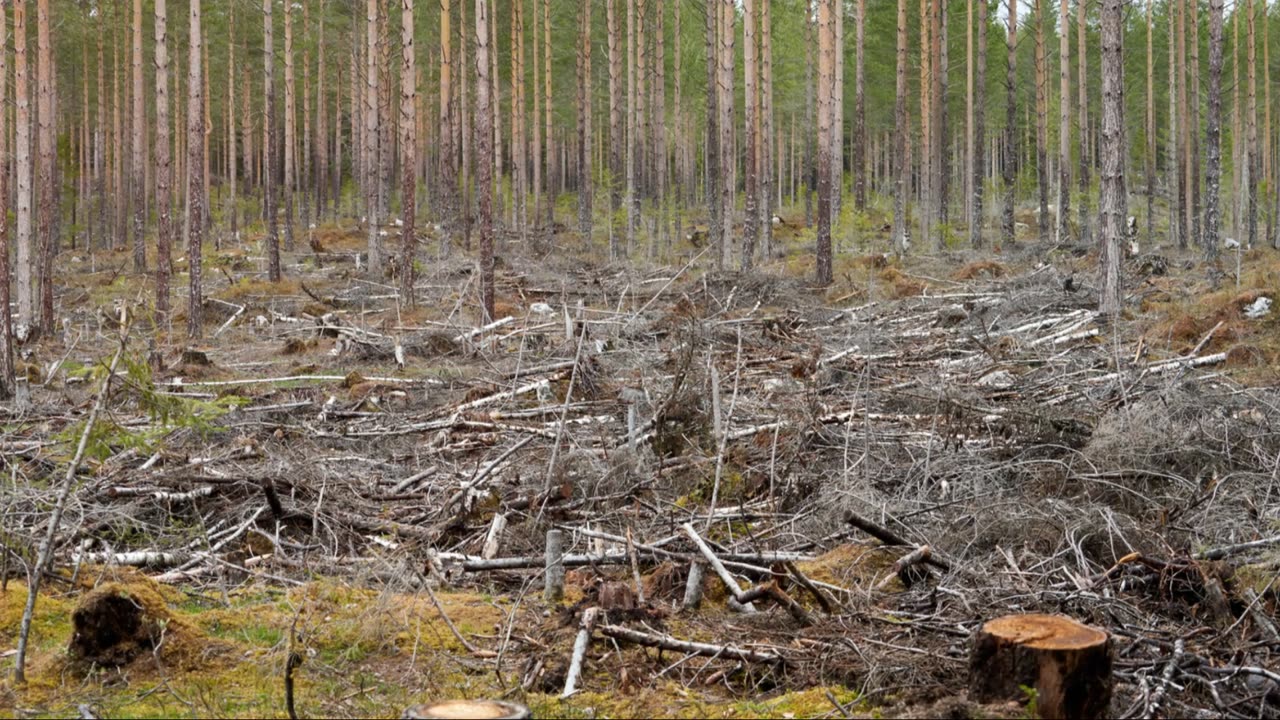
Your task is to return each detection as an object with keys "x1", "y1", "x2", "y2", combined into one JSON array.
[{"x1": 968, "y1": 613, "x2": 1112, "y2": 720}]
